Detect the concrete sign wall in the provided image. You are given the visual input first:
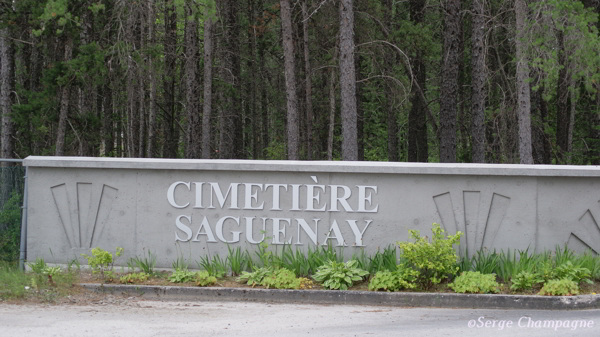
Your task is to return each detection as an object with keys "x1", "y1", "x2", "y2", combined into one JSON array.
[{"x1": 24, "y1": 156, "x2": 600, "y2": 267}]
